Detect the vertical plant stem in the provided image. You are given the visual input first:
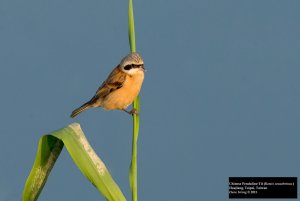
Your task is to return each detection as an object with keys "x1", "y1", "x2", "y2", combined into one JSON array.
[
  {"x1": 128, "y1": 1, "x2": 139, "y2": 201},
  {"x1": 130, "y1": 97, "x2": 139, "y2": 201},
  {"x1": 128, "y1": 0, "x2": 136, "y2": 53}
]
